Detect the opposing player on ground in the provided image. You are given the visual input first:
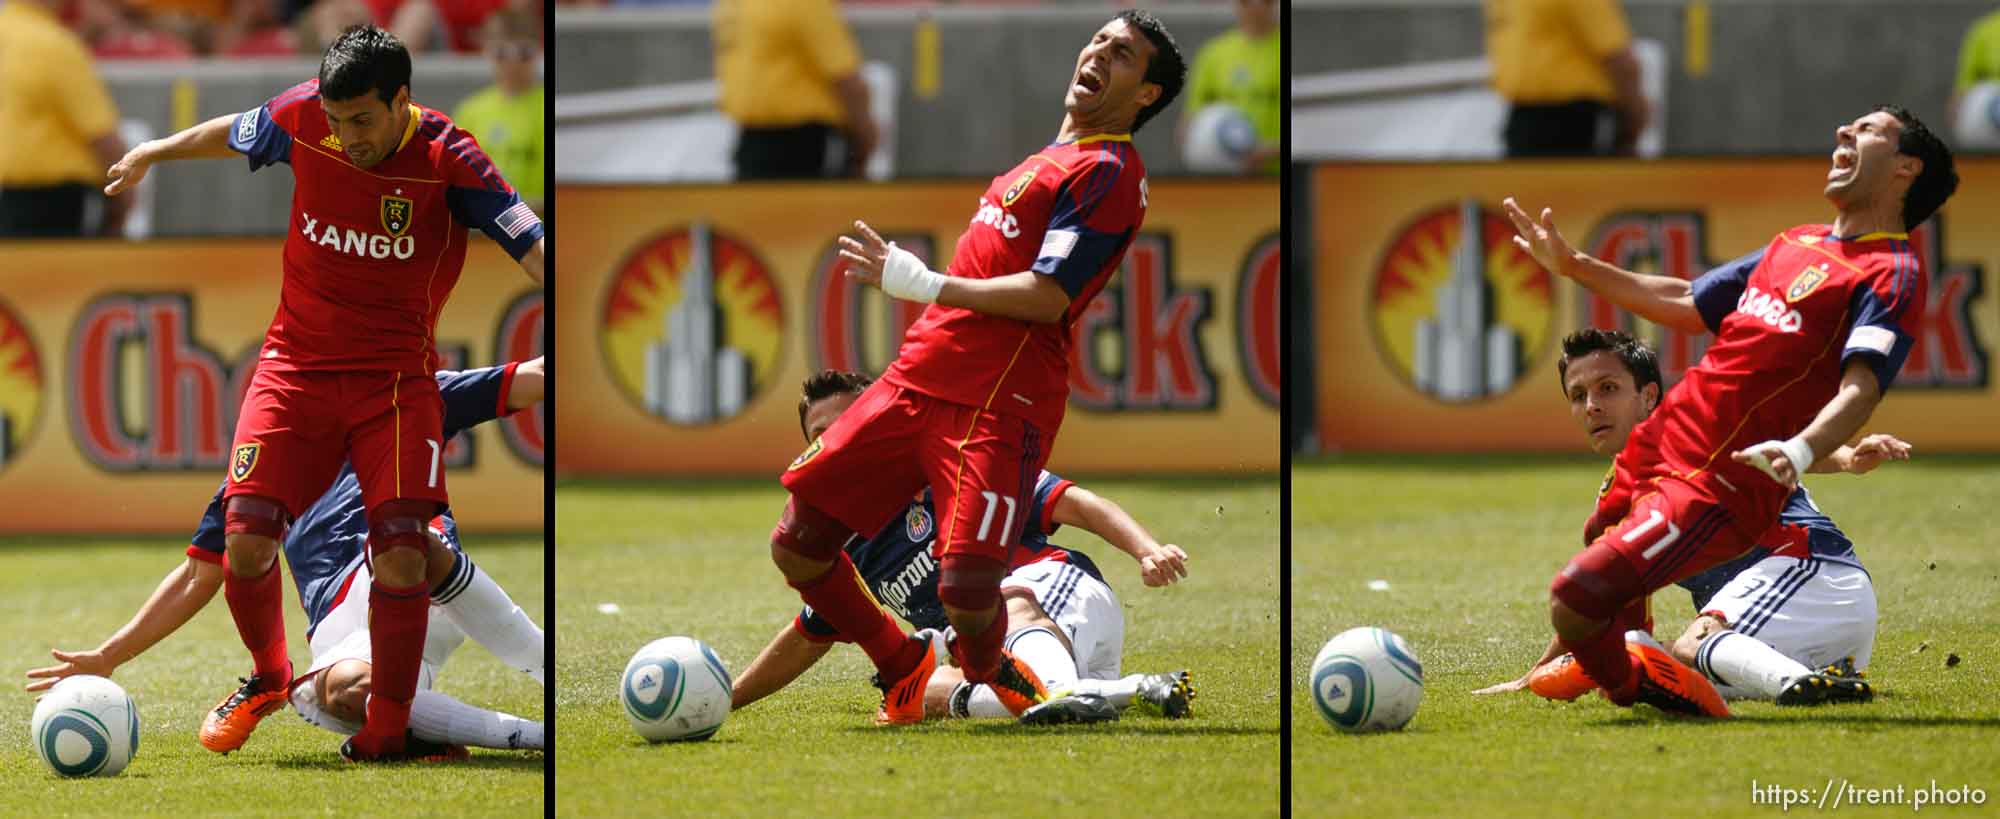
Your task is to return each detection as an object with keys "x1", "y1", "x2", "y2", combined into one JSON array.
[
  {"x1": 1504, "y1": 105, "x2": 1955, "y2": 717},
  {"x1": 767, "y1": 11, "x2": 1185, "y2": 725},
  {"x1": 102, "y1": 25, "x2": 544, "y2": 760},
  {"x1": 731, "y1": 371, "x2": 1194, "y2": 723},
  {"x1": 1473, "y1": 330, "x2": 1888, "y2": 704},
  {"x1": 26, "y1": 361, "x2": 547, "y2": 757}
]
